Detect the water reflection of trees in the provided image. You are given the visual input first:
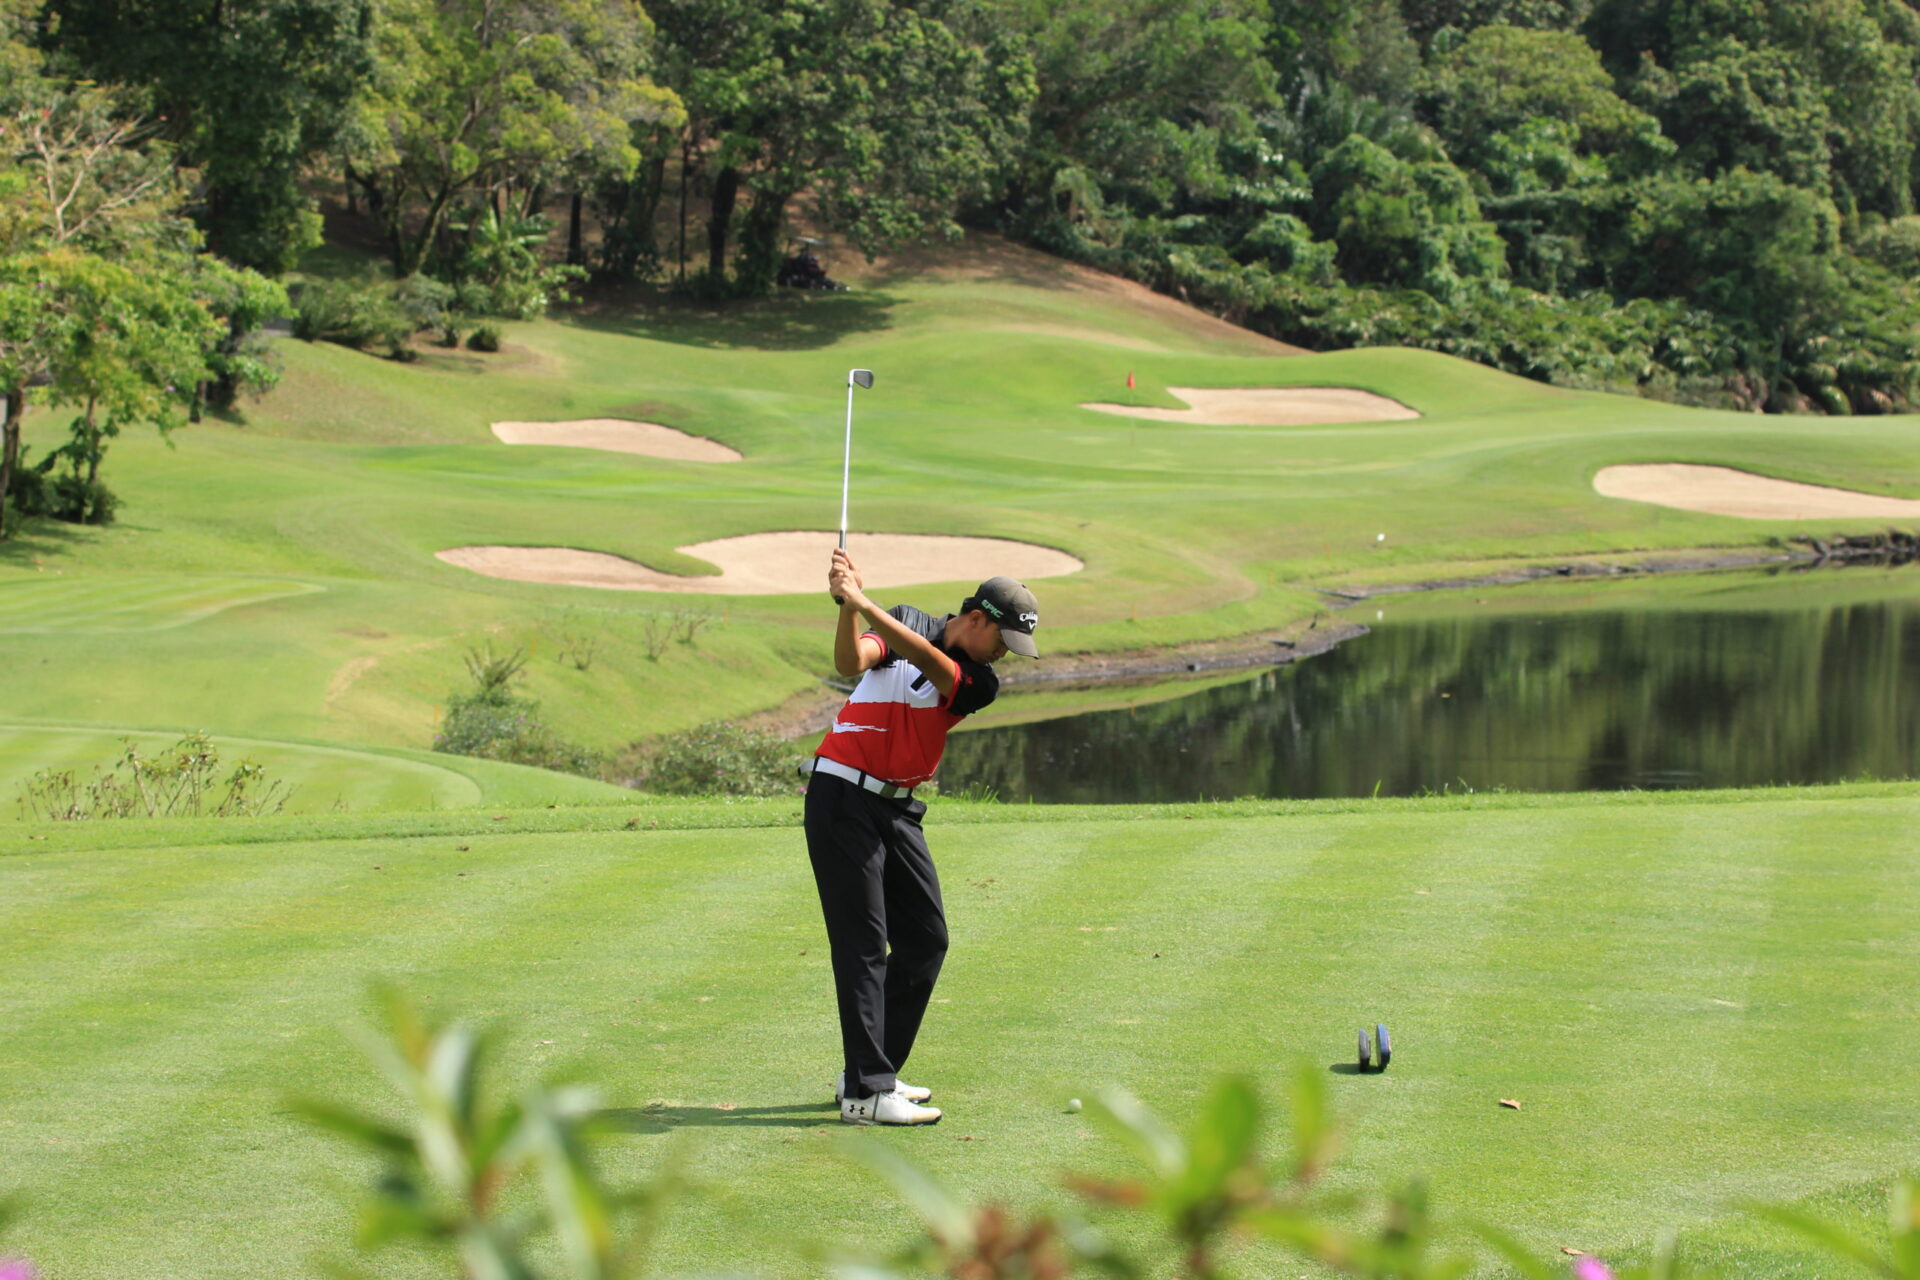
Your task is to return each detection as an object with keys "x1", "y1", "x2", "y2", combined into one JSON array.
[{"x1": 940, "y1": 604, "x2": 1920, "y2": 803}]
